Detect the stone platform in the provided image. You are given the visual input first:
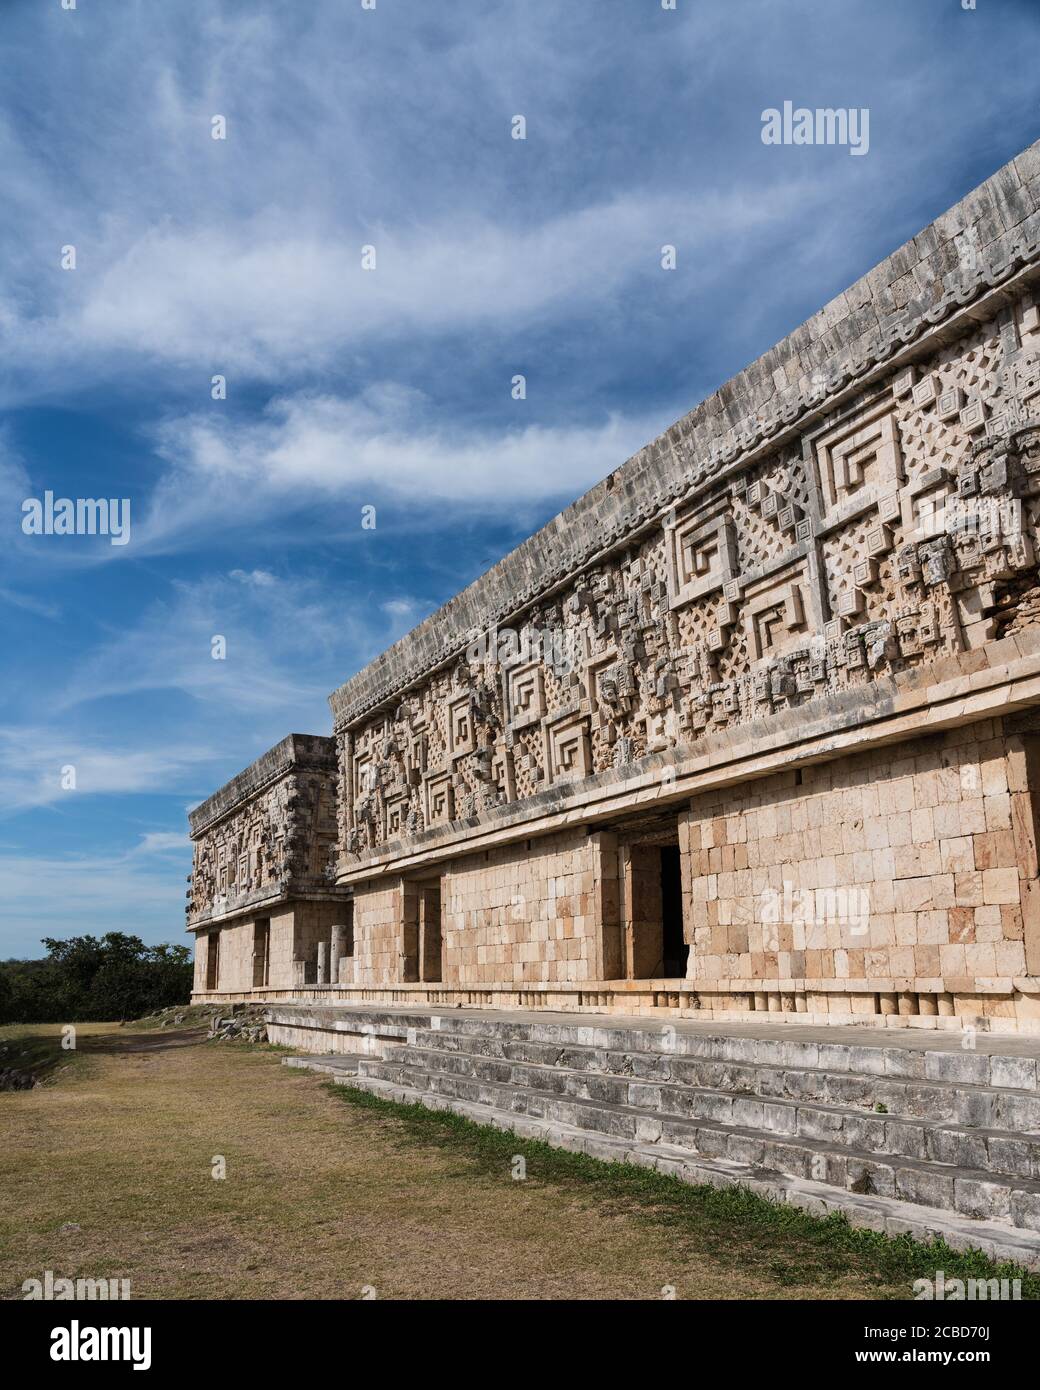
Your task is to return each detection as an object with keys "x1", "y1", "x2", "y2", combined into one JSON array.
[{"x1": 271, "y1": 1001, "x2": 1040, "y2": 1270}]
